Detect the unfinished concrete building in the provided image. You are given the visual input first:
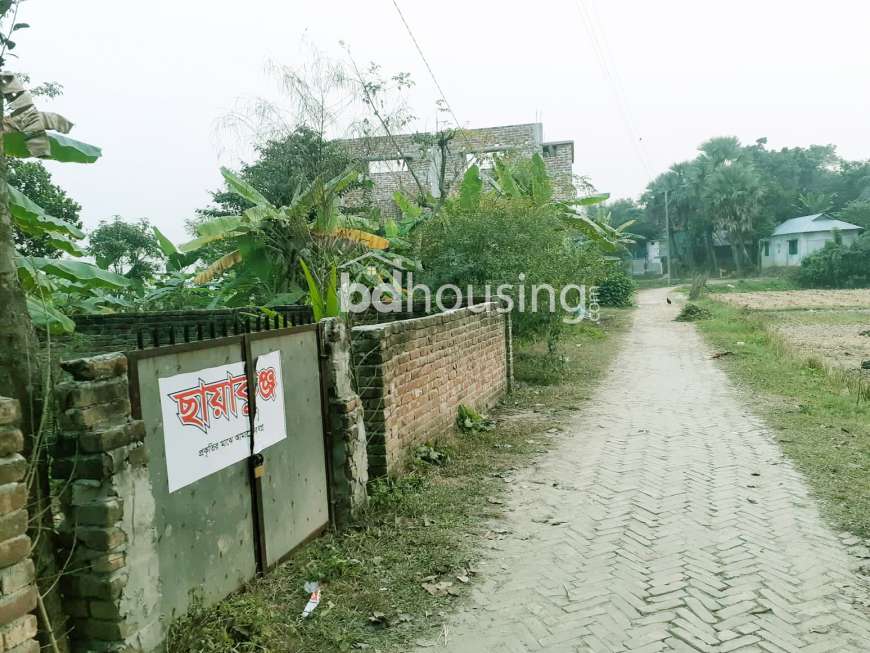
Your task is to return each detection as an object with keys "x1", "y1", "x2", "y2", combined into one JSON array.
[{"x1": 338, "y1": 123, "x2": 574, "y2": 218}]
